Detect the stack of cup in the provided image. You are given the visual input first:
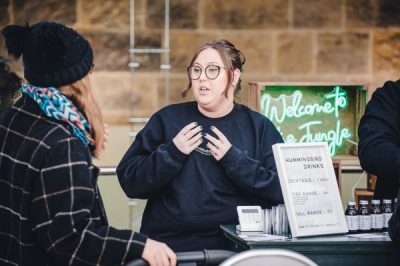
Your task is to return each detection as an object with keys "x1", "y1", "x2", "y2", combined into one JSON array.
[
  {"x1": 263, "y1": 209, "x2": 272, "y2": 234},
  {"x1": 264, "y1": 204, "x2": 289, "y2": 236}
]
